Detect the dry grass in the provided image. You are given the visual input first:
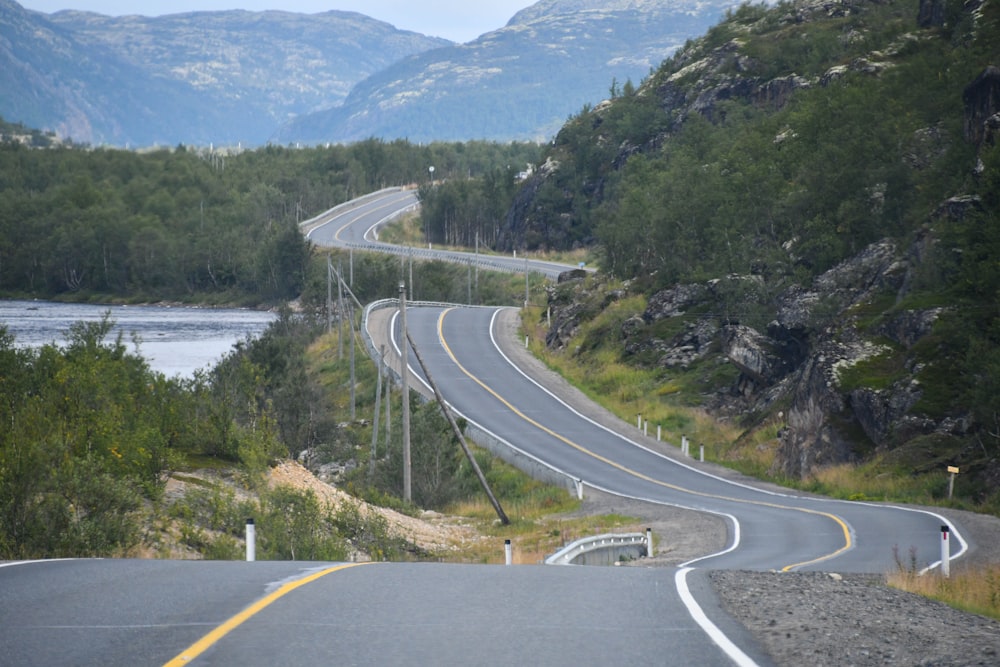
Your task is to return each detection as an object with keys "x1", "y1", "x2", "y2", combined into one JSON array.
[
  {"x1": 888, "y1": 563, "x2": 1000, "y2": 621},
  {"x1": 443, "y1": 496, "x2": 643, "y2": 564}
]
